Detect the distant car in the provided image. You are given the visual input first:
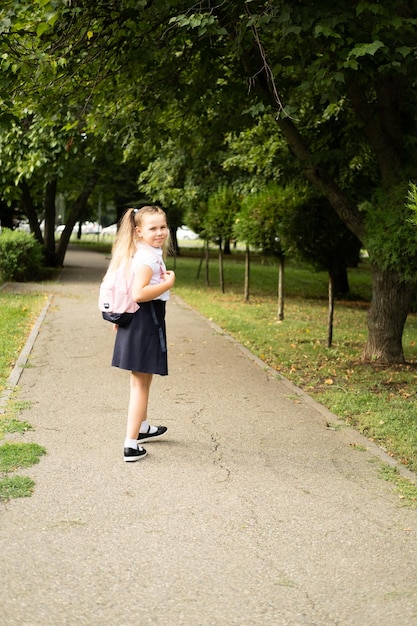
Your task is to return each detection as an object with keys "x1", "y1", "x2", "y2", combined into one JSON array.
[
  {"x1": 55, "y1": 221, "x2": 101, "y2": 235},
  {"x1": 177, "y1": 225, "x2": 199, "y2": 240},
  {"x1": 16, "y1": 220, "x2": 31, "y2": 233},
  {"x1": 82, "y1": 221, "x2": 101, "y2": 234},
  {"x1": 101, "y1": 223, "x2": 118, "y2": 237}
]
